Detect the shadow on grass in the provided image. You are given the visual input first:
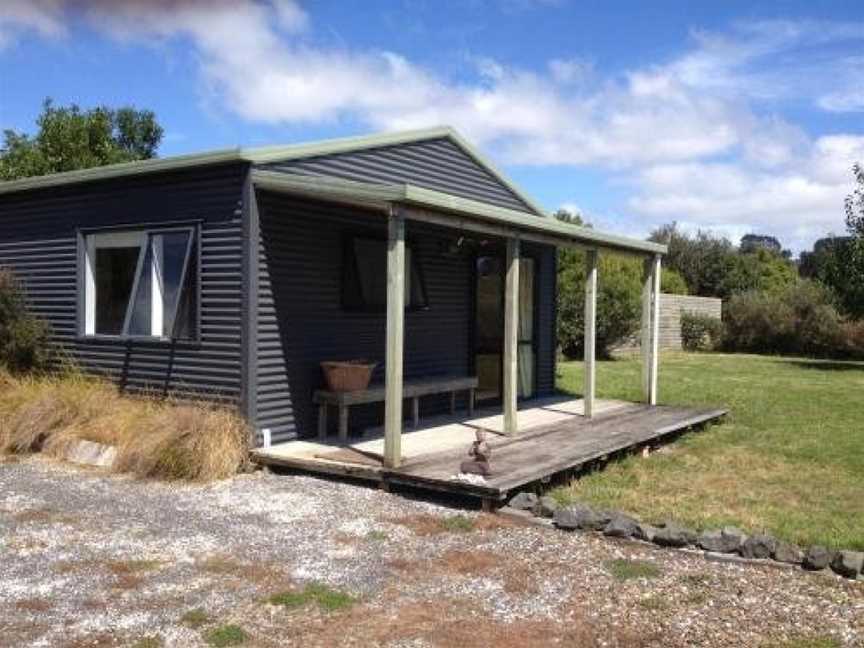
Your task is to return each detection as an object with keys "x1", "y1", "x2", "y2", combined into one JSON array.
[{"x1": 778, "y1": 358, "x2": 864, "y2": 372}]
